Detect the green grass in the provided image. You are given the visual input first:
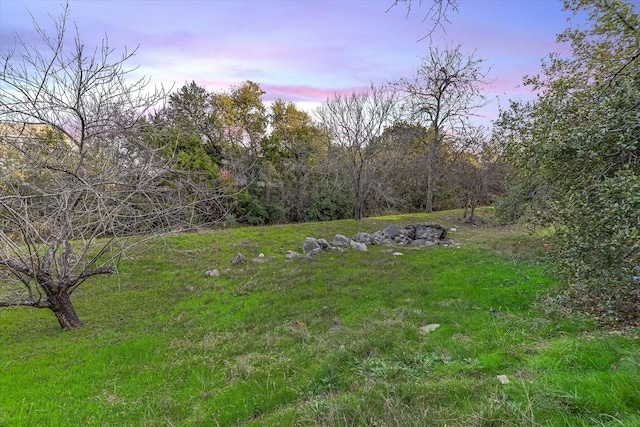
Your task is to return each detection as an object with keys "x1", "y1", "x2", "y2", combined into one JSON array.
[{"x1": 1, "y1": 209, "x2": 639, "y2": 426}]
